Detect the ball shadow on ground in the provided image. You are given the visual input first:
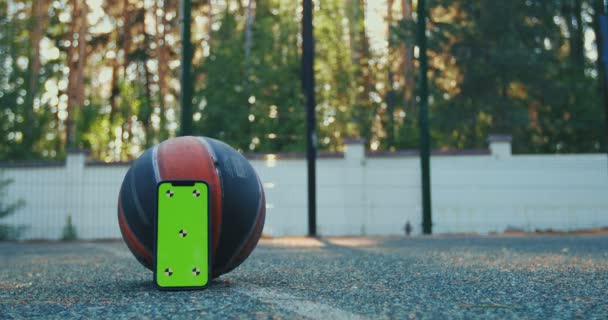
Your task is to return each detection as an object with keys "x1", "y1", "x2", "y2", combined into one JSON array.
[{"x1": 115, "y1": 276, "x2": 236, "y2": 293}]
